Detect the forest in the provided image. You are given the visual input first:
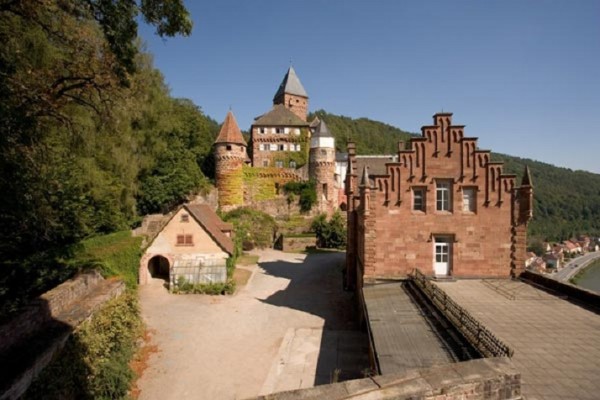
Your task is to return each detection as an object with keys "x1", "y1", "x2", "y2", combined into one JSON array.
[{"x1": 0, "y1": 0, "x2": 219, "y2": 312}]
